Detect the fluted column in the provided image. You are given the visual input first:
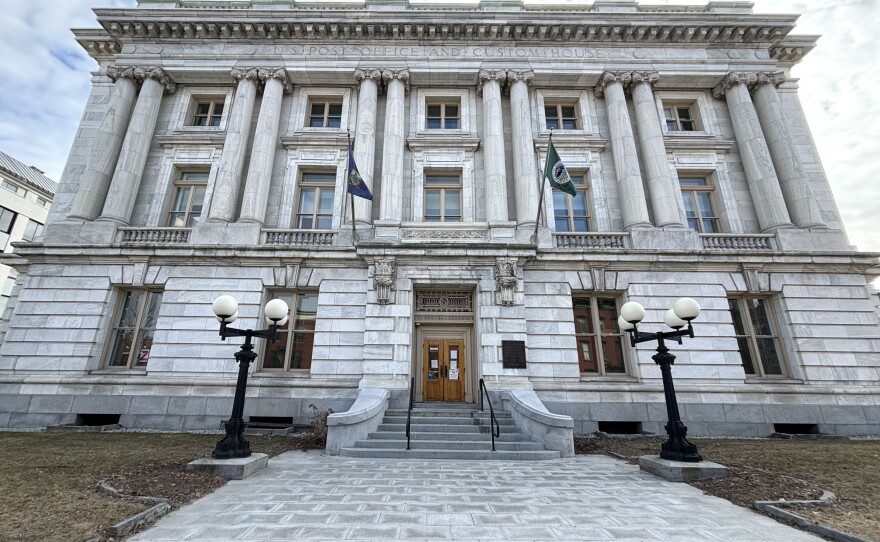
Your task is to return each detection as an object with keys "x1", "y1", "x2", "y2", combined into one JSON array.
[
  {"x1": 751, "y1": 73, "x2": 826, "y2": 228},
  {"x1": 479, "y1": 69, "x2": 509, "y2": 223},
  {"x1": 595, "y1": 72, "x2": 651, "y2": 230},
  {"x1": 70, "y1": 66, "x2": 139, "y2": 221},
  {"x1": 507, "y1": 70, "x2": 538, "y2": 227},
  {"x1": 379, "y1": 69, "x2": 408, "y2": 223},
  {"x1": 99, "y1": 68, "x2": 176, "y2": 224},
  {"x1": 353, "y1": 69, "x2": 381, "y2": 225},
  {"x1": 629, "y1": 72, "x2": 685, "y2": 229},
  {"x1": 239, "y1": 68, "x2": 293, "y2": 224},
  {"x1": 207, "y1": 67, "x2": 260, "y2": 223},
  {"x1": 714, "y1": 73, "x2": 793, "y2": 232}
]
